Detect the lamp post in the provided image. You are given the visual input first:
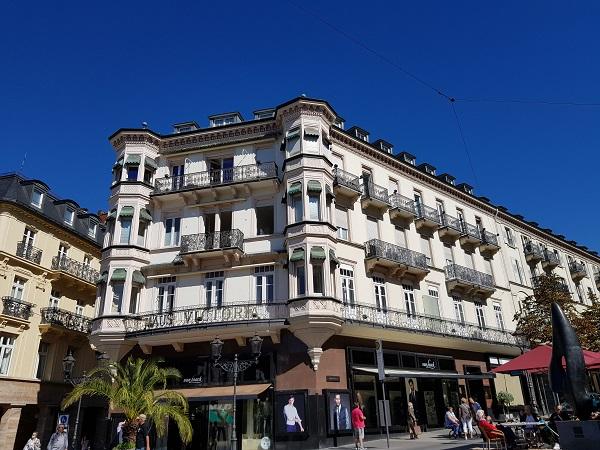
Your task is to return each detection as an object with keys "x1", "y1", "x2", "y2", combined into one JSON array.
[
  {"x1": 62, "y1": 350, "x2": 86, "y2": 450},
  {"x1": 211, "y1": 335, "x2": 263, "y2": 450}
]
